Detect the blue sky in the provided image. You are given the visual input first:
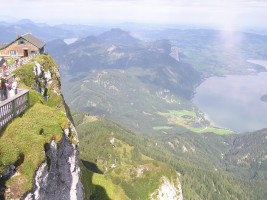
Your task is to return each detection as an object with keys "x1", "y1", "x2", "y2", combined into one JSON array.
[{"x1": 1, "y1": 0, "x2": 267, "y2": 29}]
